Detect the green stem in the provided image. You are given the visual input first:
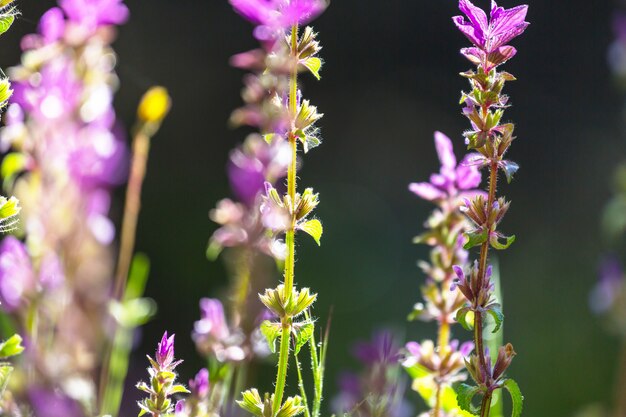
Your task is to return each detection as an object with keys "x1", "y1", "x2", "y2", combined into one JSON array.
[
  {"x1": 480, "y1": 391, "x2": 493, "y2": 417},
  {"x1": 294, "y1": 350, "x2": 311, "y2": 417},
  {"x1": 273, "y1": 24, "x2": 300, "y2": 416},
  {"x1": 273, "y1": 318, "x2": 292, "y2": 415}
]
